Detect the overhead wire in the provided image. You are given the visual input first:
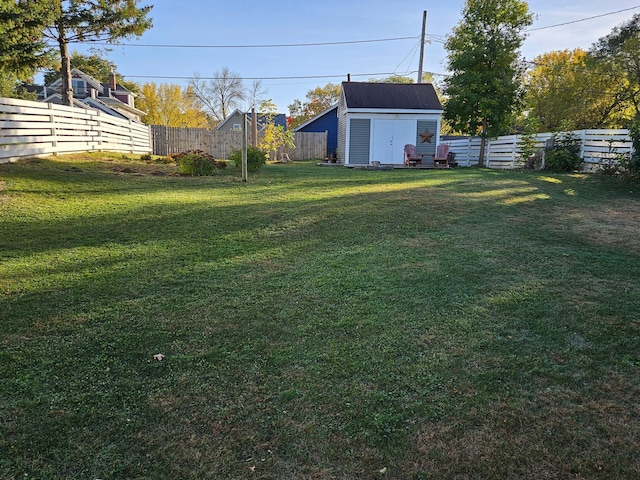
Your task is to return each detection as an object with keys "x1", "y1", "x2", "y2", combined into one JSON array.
[
  {"x1": 66, "y1": 36, "x2": 420, "y2": 49},
  {"x1": 527, "y1": 5, "x2": 640, "y2": 32},
  {"x1": 78, "y1": 6, "x2": 640, "y2": 87},
  {"x1": 125, "y1": 71, "x2": 419, "y2": 81}
]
